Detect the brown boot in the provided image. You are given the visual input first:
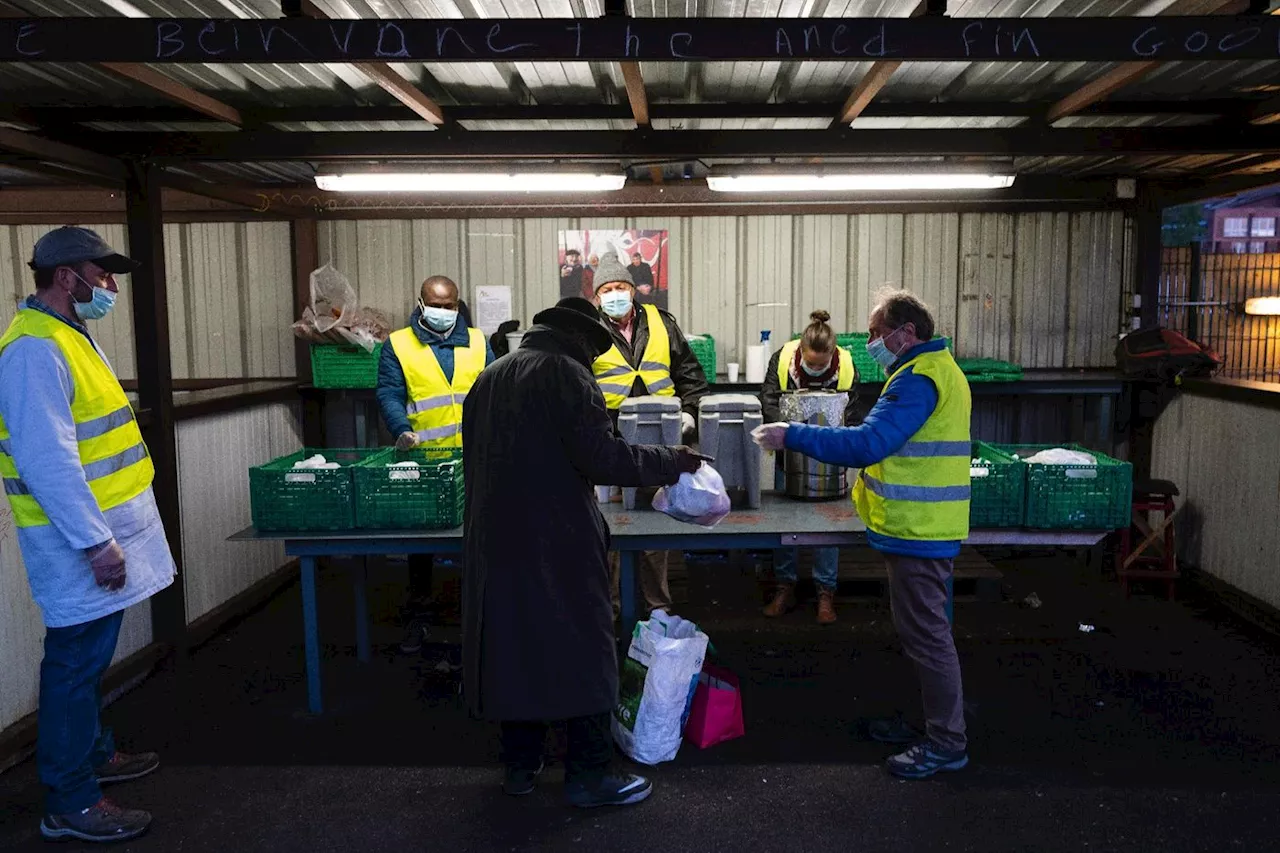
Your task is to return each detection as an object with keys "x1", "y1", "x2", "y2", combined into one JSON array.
[
  {"x1": 762, "y1": 583, "x2": 796, "y2": 617},
  {"x1": 816, "y1": 589, "x2": 838, "y2": 625}
]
